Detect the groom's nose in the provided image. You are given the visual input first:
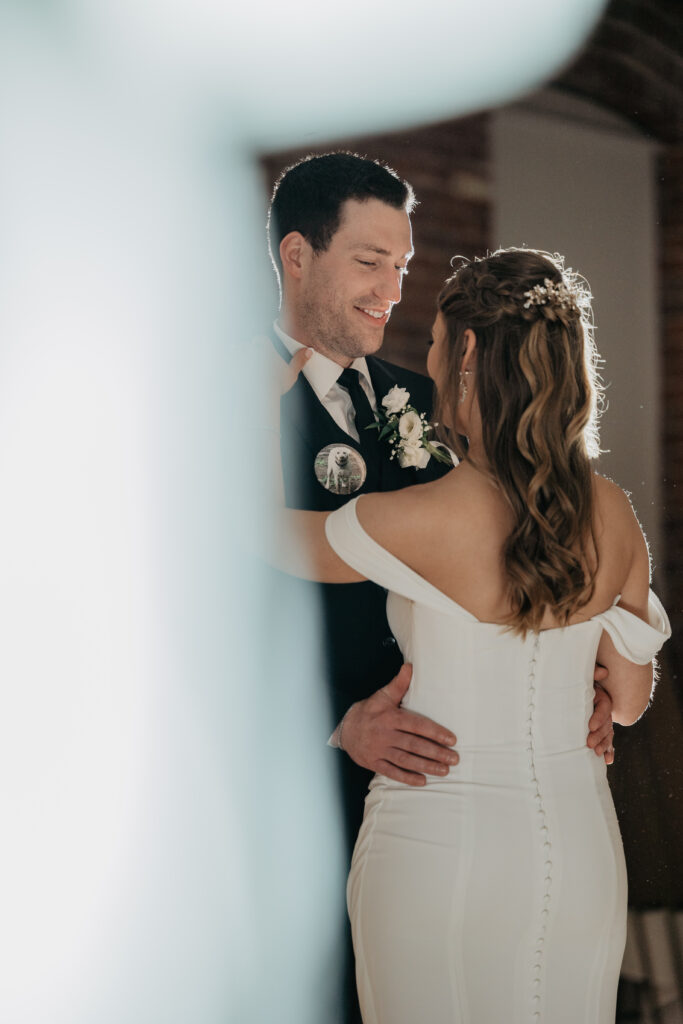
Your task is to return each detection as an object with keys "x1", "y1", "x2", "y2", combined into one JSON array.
[{"x1": 374, "y1": 265, "x2": 403, "y2": 305}]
